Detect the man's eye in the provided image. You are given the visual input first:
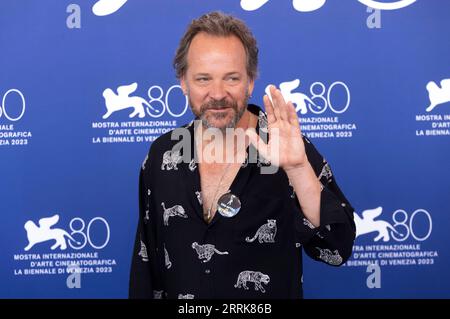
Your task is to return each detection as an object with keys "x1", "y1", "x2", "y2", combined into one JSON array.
[
  {"x1": 197, "y1": 77, "x2": 209, "y2": 82},
  {"x1": 228, "y1": 77, "x2": 240, "y2": 82}
]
